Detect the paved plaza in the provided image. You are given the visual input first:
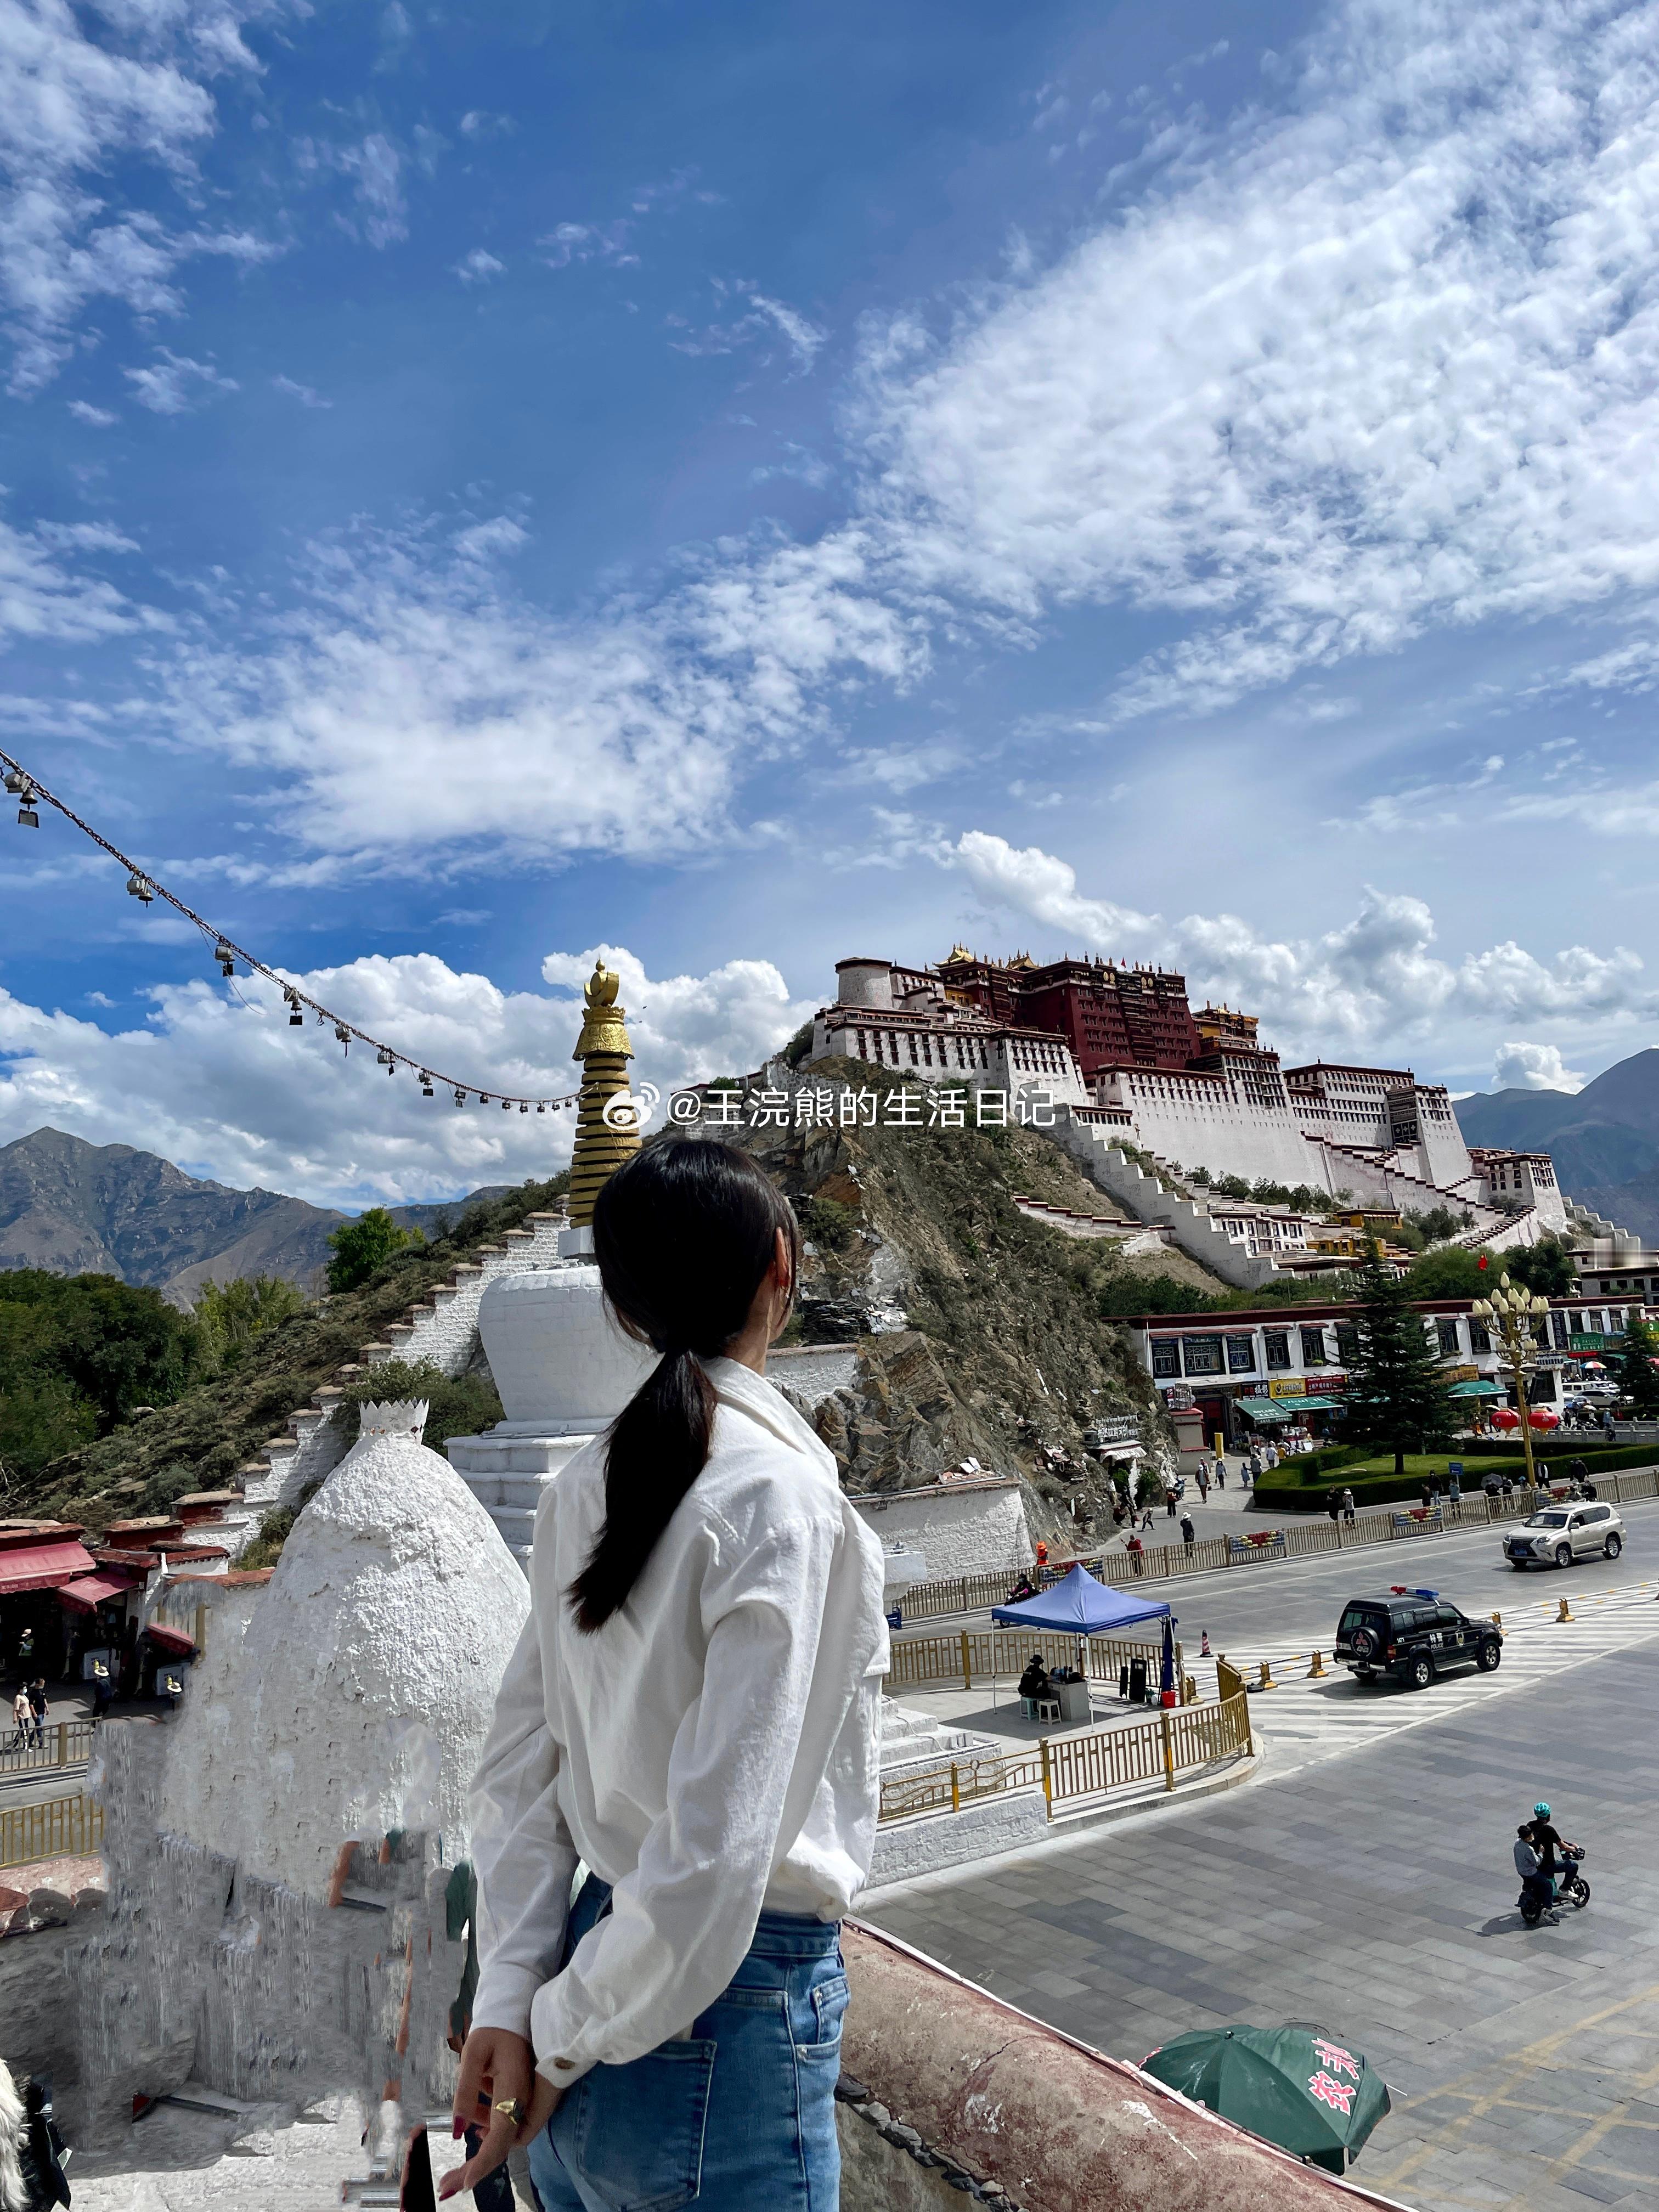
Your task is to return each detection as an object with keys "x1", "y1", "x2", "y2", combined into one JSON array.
[{"x1": 867, "y1": 1513, "x2": 1659, "y2": 2212}]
